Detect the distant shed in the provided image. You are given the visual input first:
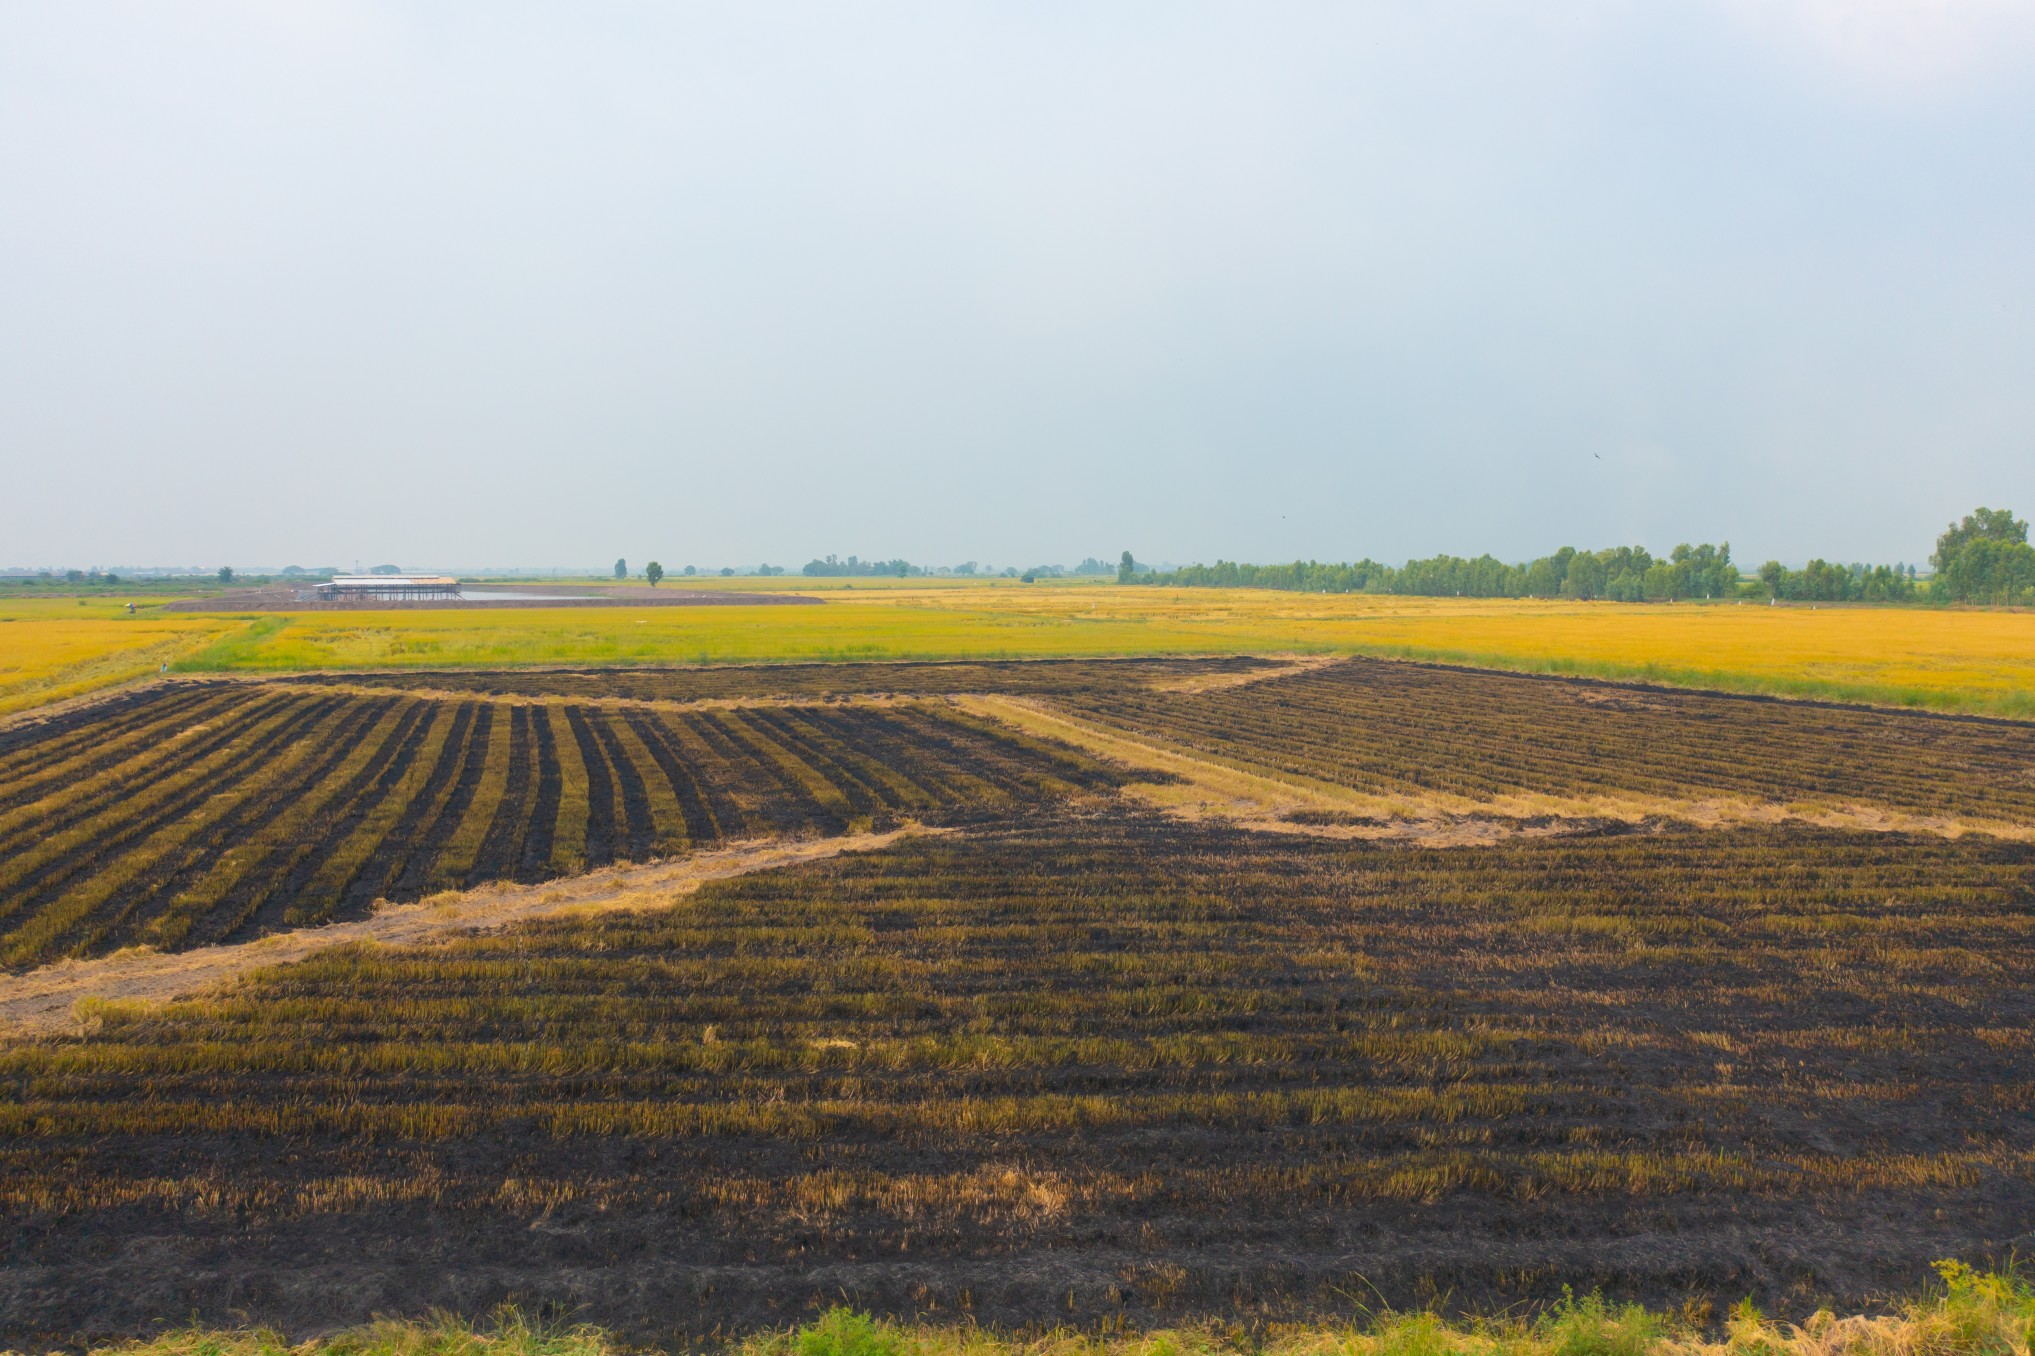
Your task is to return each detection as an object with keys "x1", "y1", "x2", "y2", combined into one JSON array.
[{"x1": 313, "y1": 575, "x2": 461, "y2": 602}]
